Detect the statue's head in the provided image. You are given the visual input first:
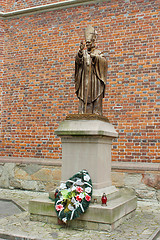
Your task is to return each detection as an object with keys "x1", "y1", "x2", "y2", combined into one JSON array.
[{"x1": 84, "y1": 26, "x2": 96, "y2": 51}]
